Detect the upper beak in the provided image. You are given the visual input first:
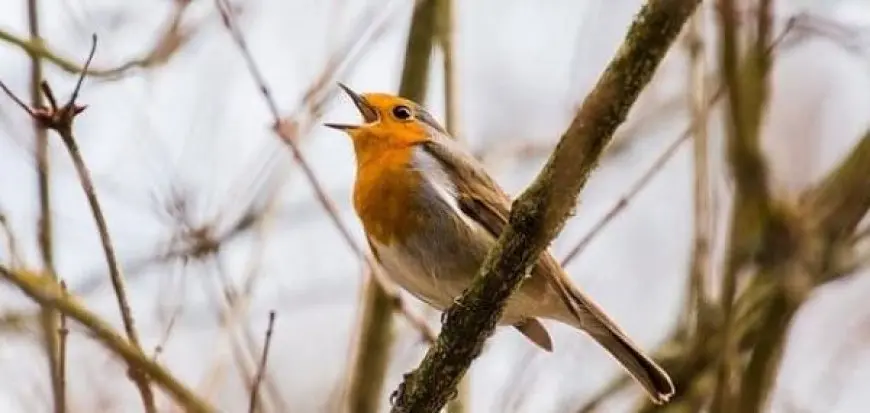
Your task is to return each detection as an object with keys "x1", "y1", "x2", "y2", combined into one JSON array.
[{"x1": 324, "y1": 83, "x2": 379, "y2": 131}]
